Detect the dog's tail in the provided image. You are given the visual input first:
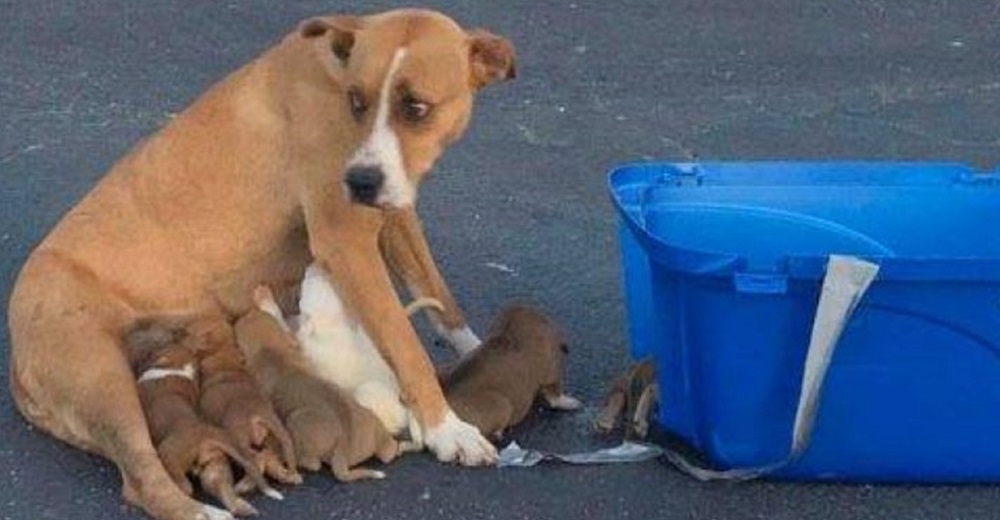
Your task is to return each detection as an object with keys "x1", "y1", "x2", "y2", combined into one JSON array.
[
  {"x1": 206, "y1": 433, "x2": 285, "y2": 501},
  {"x1": 404, "y1": 297, "x2": 445, "y2": 317}
]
